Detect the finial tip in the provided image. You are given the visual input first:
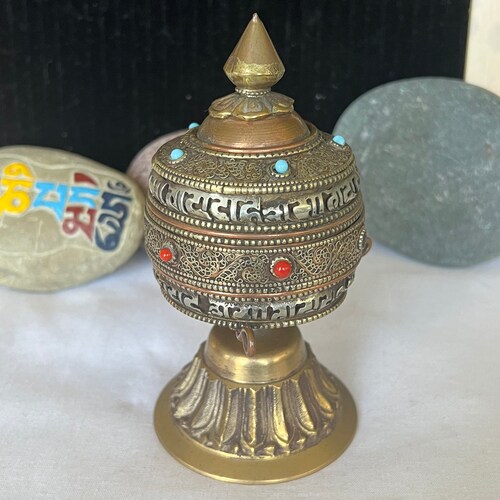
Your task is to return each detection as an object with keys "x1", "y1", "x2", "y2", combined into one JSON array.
[{"x1": 224, "y1": 14, "x2": 285, "y2": 91}]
